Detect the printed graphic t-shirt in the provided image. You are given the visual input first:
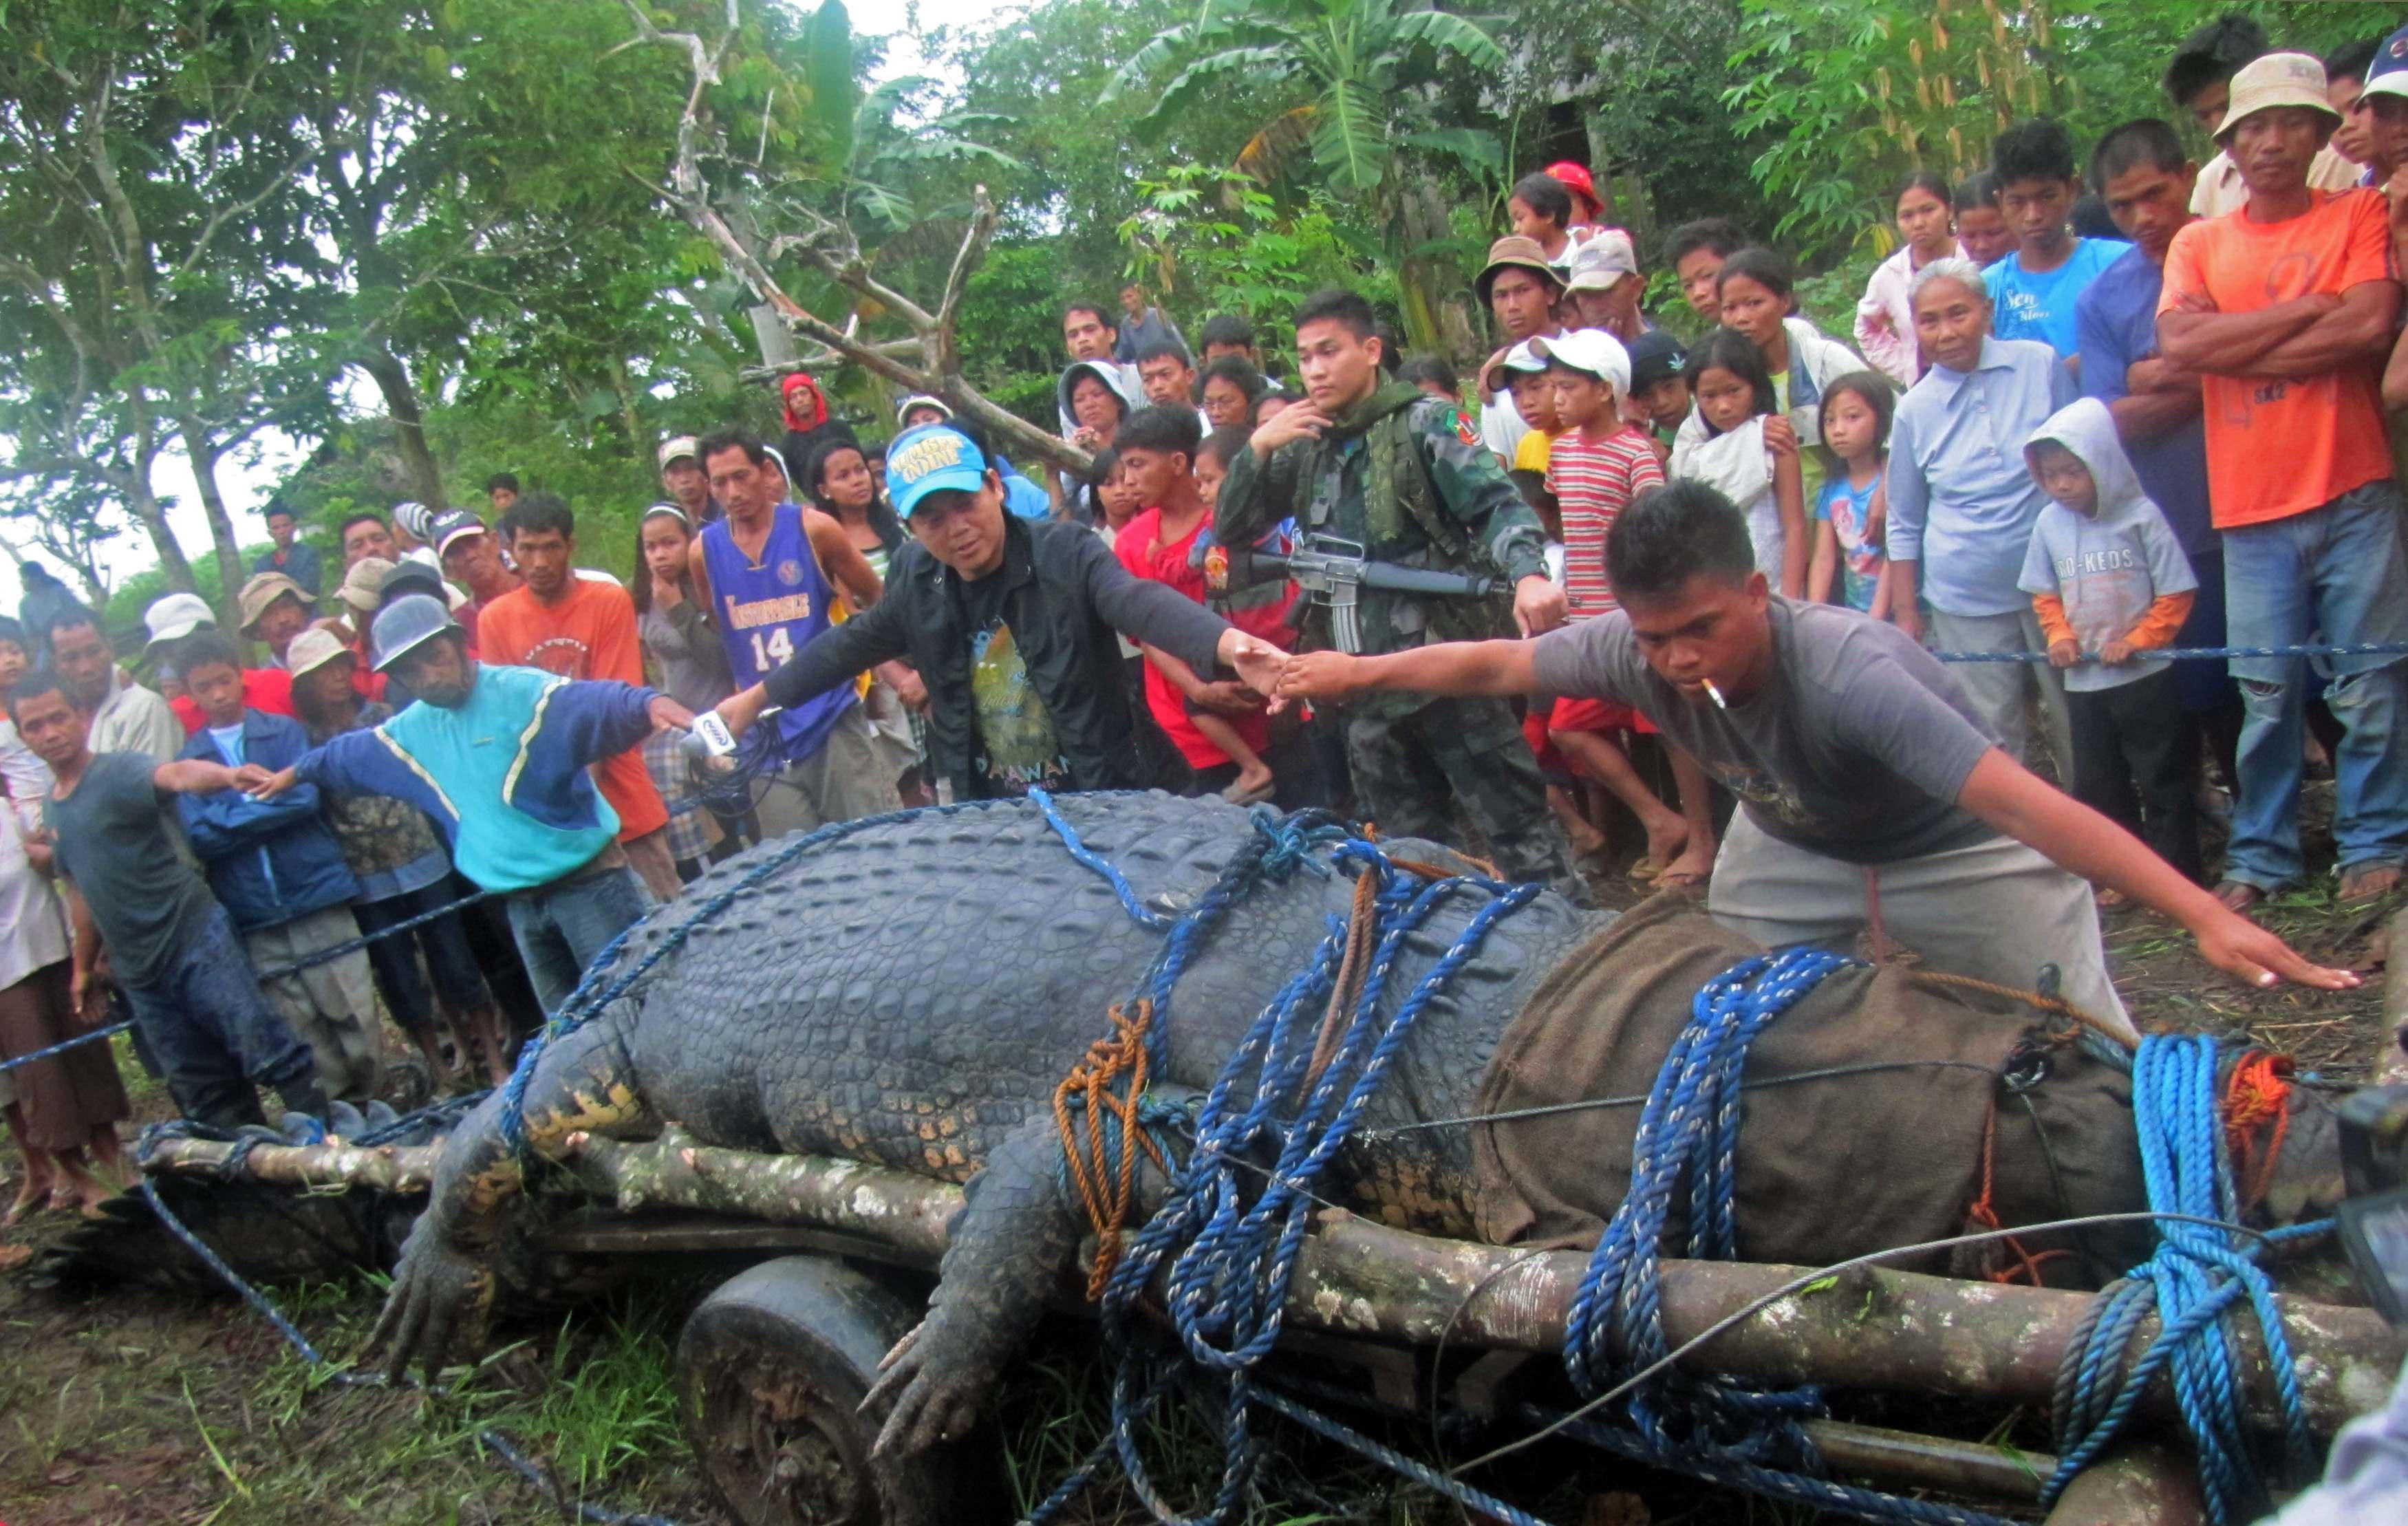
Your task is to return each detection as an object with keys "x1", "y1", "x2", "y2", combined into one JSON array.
[
  {"x1": 1984, "y1": 237, "x2": 2131, "y2": 358},
  {"x1": 957, "y1": 572, "x2": 1070, "y2": 797}
]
